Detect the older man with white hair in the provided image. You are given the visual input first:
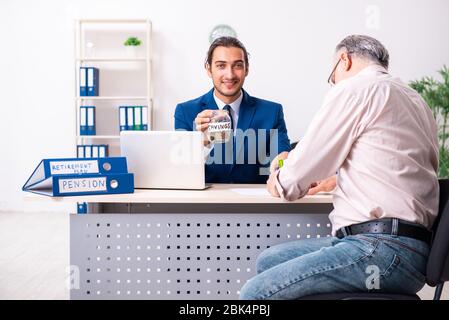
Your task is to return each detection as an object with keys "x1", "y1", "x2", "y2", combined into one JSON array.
[{"x1": 239, "y1": 35, "x2": 439, "y2": 300}]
